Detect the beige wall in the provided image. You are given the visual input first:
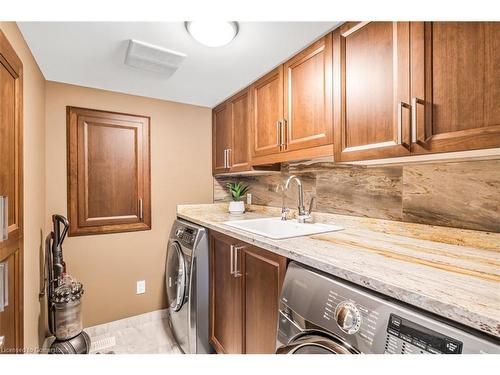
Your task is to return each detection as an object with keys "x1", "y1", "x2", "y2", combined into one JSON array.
[
  {"x1": 0, "y1": 22, "x2": 47, "y2": 350},
  {"x1": 45, "y1": 82, "x2": 213, "y2": 327}
]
